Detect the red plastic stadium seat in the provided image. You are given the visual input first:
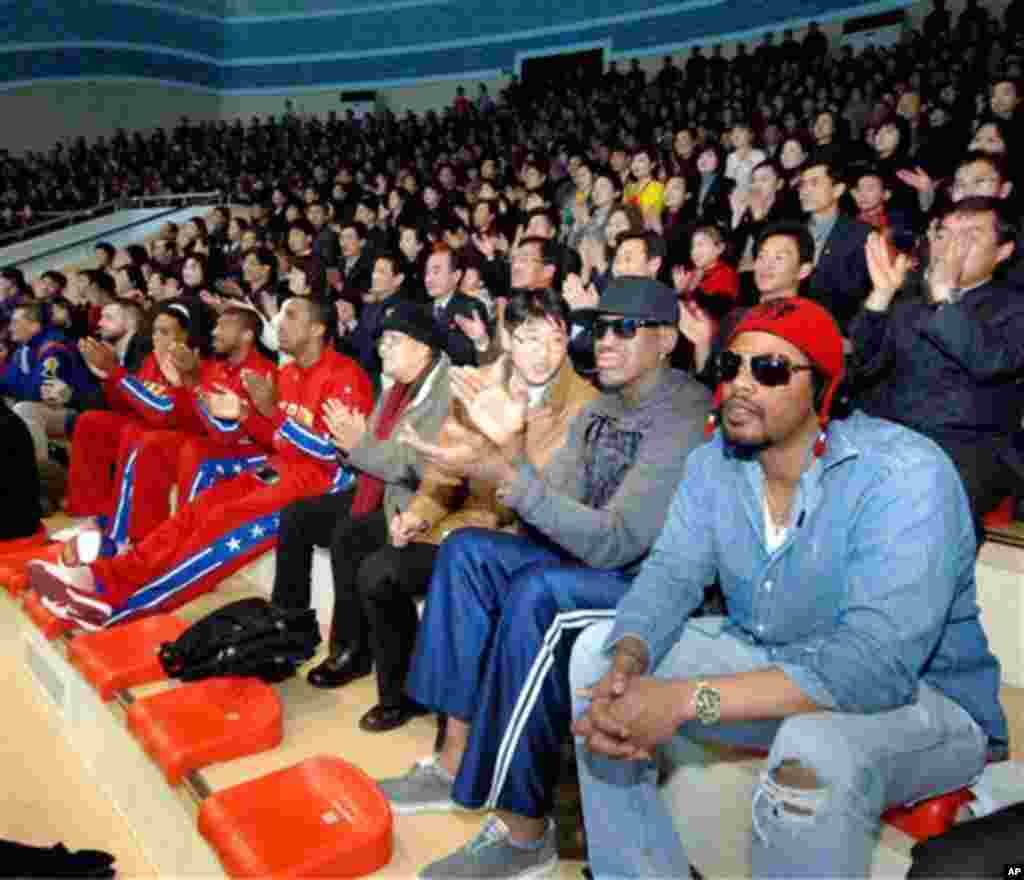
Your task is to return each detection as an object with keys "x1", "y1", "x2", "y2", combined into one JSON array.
[
  {"x1": 882, "y1": 787, "x2": 975, "y2": 840},
  {"x1": 198, "y1": 755, "x2": 393, "y2": 878},
  {"x1": 67, "y1": 614, "x2": 189, "y2": 701},
  {"x1": 983, "y1": 496, "x2": 1015, "y2": 529},
  {"x1": 125, "y1": 677, "x2": 282, "y2": 785},
  {"x1": 0, "y1": 524, "x2": 48, "y2": 559},
  {"x1": 21, "y1": 590, "x2": 74, "y2": 639},
  {"x1": 0, "y1": 538, "x2": 61, "y2": 597}
]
